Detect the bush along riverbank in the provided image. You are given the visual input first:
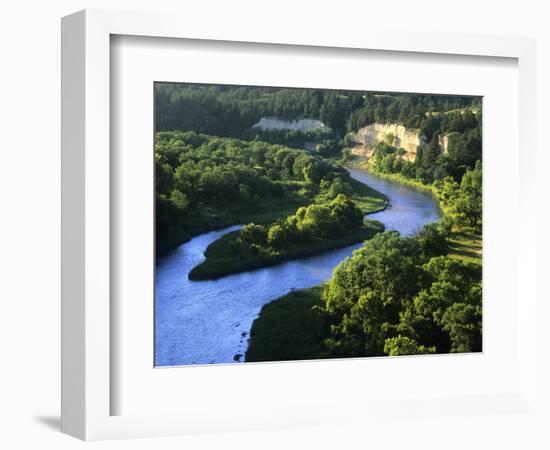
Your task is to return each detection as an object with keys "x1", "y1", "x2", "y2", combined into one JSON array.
[{"x1": 189, "y1": 194, "x2": 385, "y2": 280}]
